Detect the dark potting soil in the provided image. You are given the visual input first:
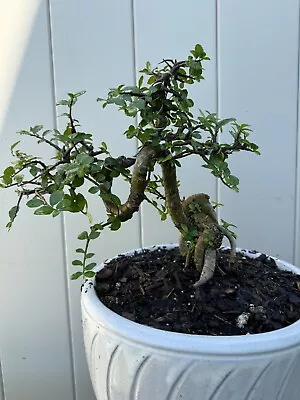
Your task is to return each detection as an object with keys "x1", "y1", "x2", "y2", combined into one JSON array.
[{"x1": 94, "y1": 247, "x2": 300, "y2": 336}]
